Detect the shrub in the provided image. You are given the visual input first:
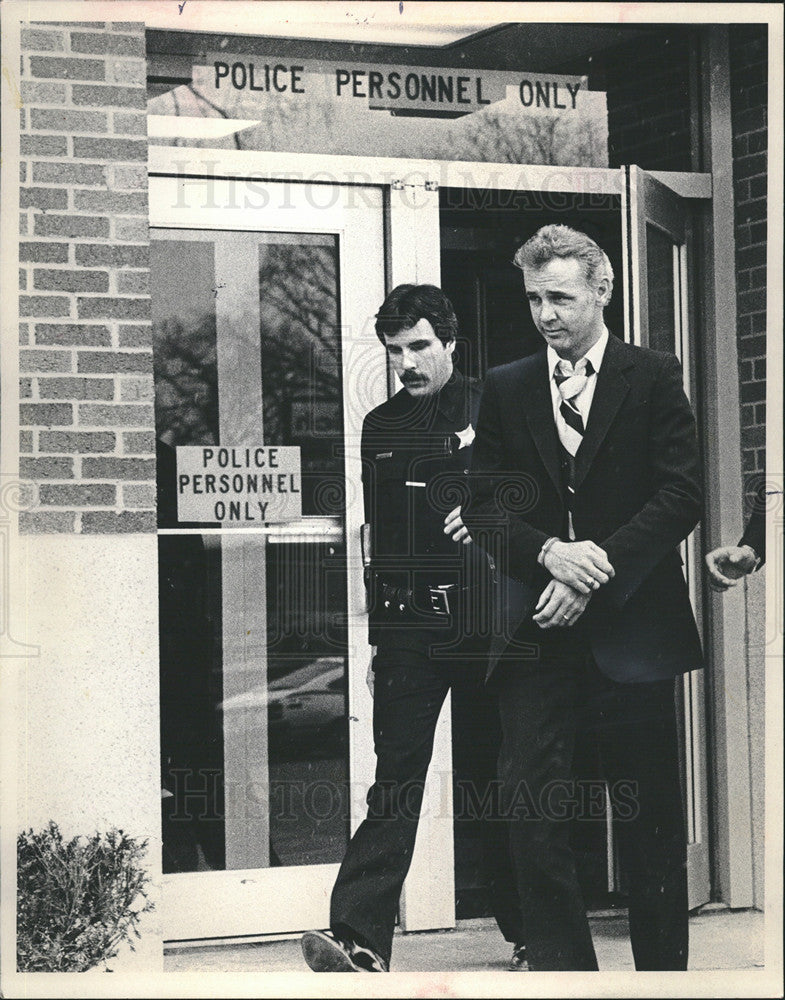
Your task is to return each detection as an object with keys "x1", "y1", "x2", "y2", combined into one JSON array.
[{"x1": 17, "y1": 821, "x2": 154, "y2": 972}]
